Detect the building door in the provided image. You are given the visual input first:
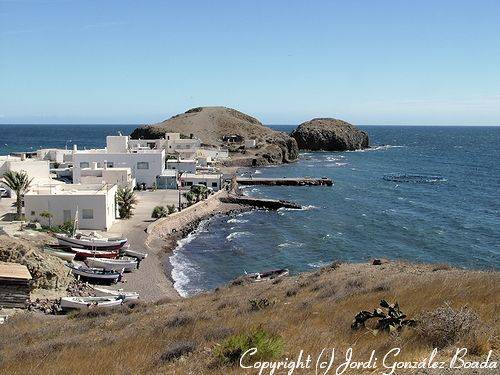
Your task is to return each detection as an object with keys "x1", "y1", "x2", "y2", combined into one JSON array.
[{"x1": 63, "y1": 210, "x2": 72, "y2": 223}]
